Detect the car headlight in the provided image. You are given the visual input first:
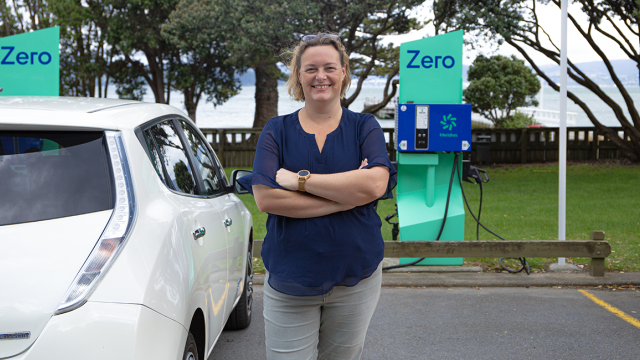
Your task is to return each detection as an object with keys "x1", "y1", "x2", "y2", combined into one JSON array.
[{"x1": 55, "y1": 131, "x2": 136, "y2": 315}]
